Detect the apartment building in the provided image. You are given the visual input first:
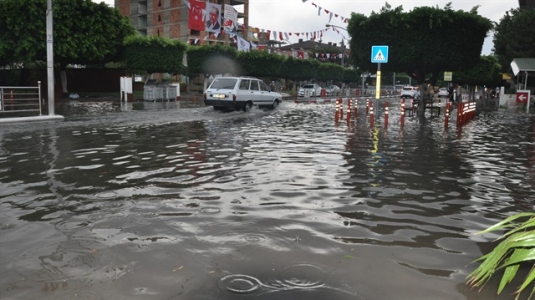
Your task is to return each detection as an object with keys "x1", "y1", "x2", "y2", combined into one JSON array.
[{"x1": 115, "y1": 0, "x2": 249, "y2": 43}]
